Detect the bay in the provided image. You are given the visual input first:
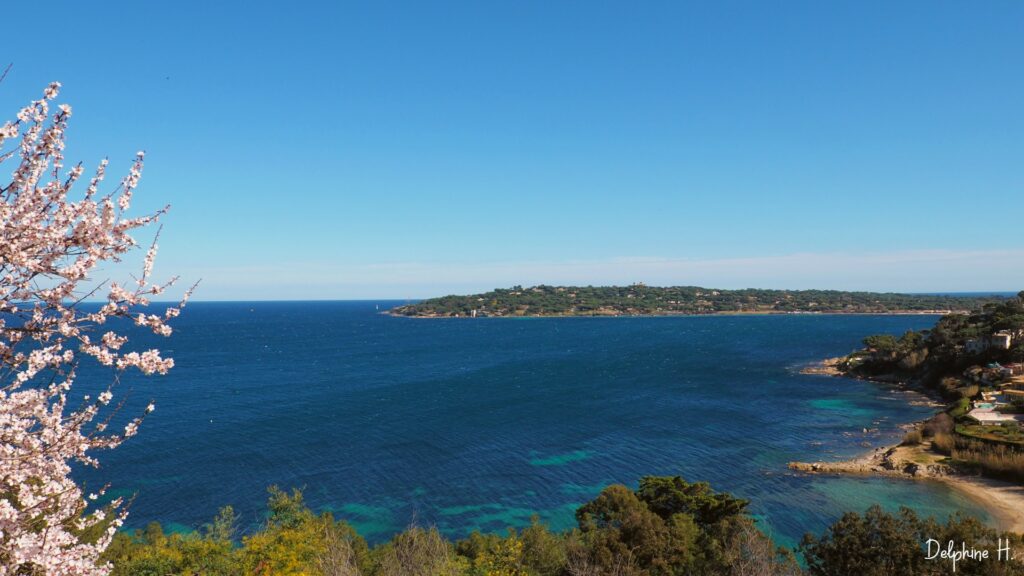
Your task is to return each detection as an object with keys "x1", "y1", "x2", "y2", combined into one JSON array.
[{"x1": 78, "y1": 301, "x2": 988, "y2": 549}]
